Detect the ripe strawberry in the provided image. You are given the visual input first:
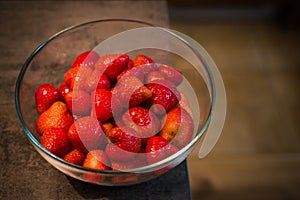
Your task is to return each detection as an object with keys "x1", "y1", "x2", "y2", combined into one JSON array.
[
  {"x1": 107, "y1": 126, "x2": 142, "y2": 153},
  {"x1": 159, "y1": 107, "x2": 194, "y2": 148},
  {"x1": 105, "y1": 142, "x2": 136, "y2": 162},
  {"x1": 133, "y1": 55, "x2": 157, "y2": 73},
  {"x1": 64, "y1": 66, "x2": 93, "y2": 90},
  {"x1": 145, "y1": 136, "x2": 178, "y2": 164},
  {"x1": 146, "y1": 70, "x2": 165, "y2": 83},
  {"x1": 146, "y1": 79, "x2": 181, "y2": 115},
  {"x1": 67, "y1": 116, "x2": 106, "y2": 153},
  {"x1": 35, "y1": 84, "x2": 62, "y2": 114},
  {"x1": 63, "y1": 149, "x2": 85, "y2": 165},
  {"x1": 36, "y1": 101, "x2": 73, "y2": 135},
  {"x1": 121, "y1": 107, "x2": 160, "y2": 139},
  {"x1": 58, "y1": 82, "x2": 71, "y2": 99},
  {"x1": 112, "y1": 75, "x2": 152, "y2": 108},
  {"x1": 71, "y1": 50, "x2": 100, "y2": 69},
  {"x1": 91, "y1": 89, "x2": 122, "y2": 122},
  {"x1": 40, "y1": 128, "x2": 71, "y2": 157},
  {"x1": 127, "y1": 58, "x2": 134, "y2": 69},
  {"x1": 65, "y1": 90, "x2": 91, "y2": 116},
  {"x1": 117, "y1": 66, "x2": 144, "y2": 82},
  {"x1": 95, "y1": 54, "x2": 129, "y2": 83},
  {"x1": 158, "y1": 64, "x2": 183, "y2": 86},
  {"x1": 83, "y1": 68, "x2": 110, "y2": 92},
  {"x1": 83, "y1": 150, "x2": 111, "y2": 170}
]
